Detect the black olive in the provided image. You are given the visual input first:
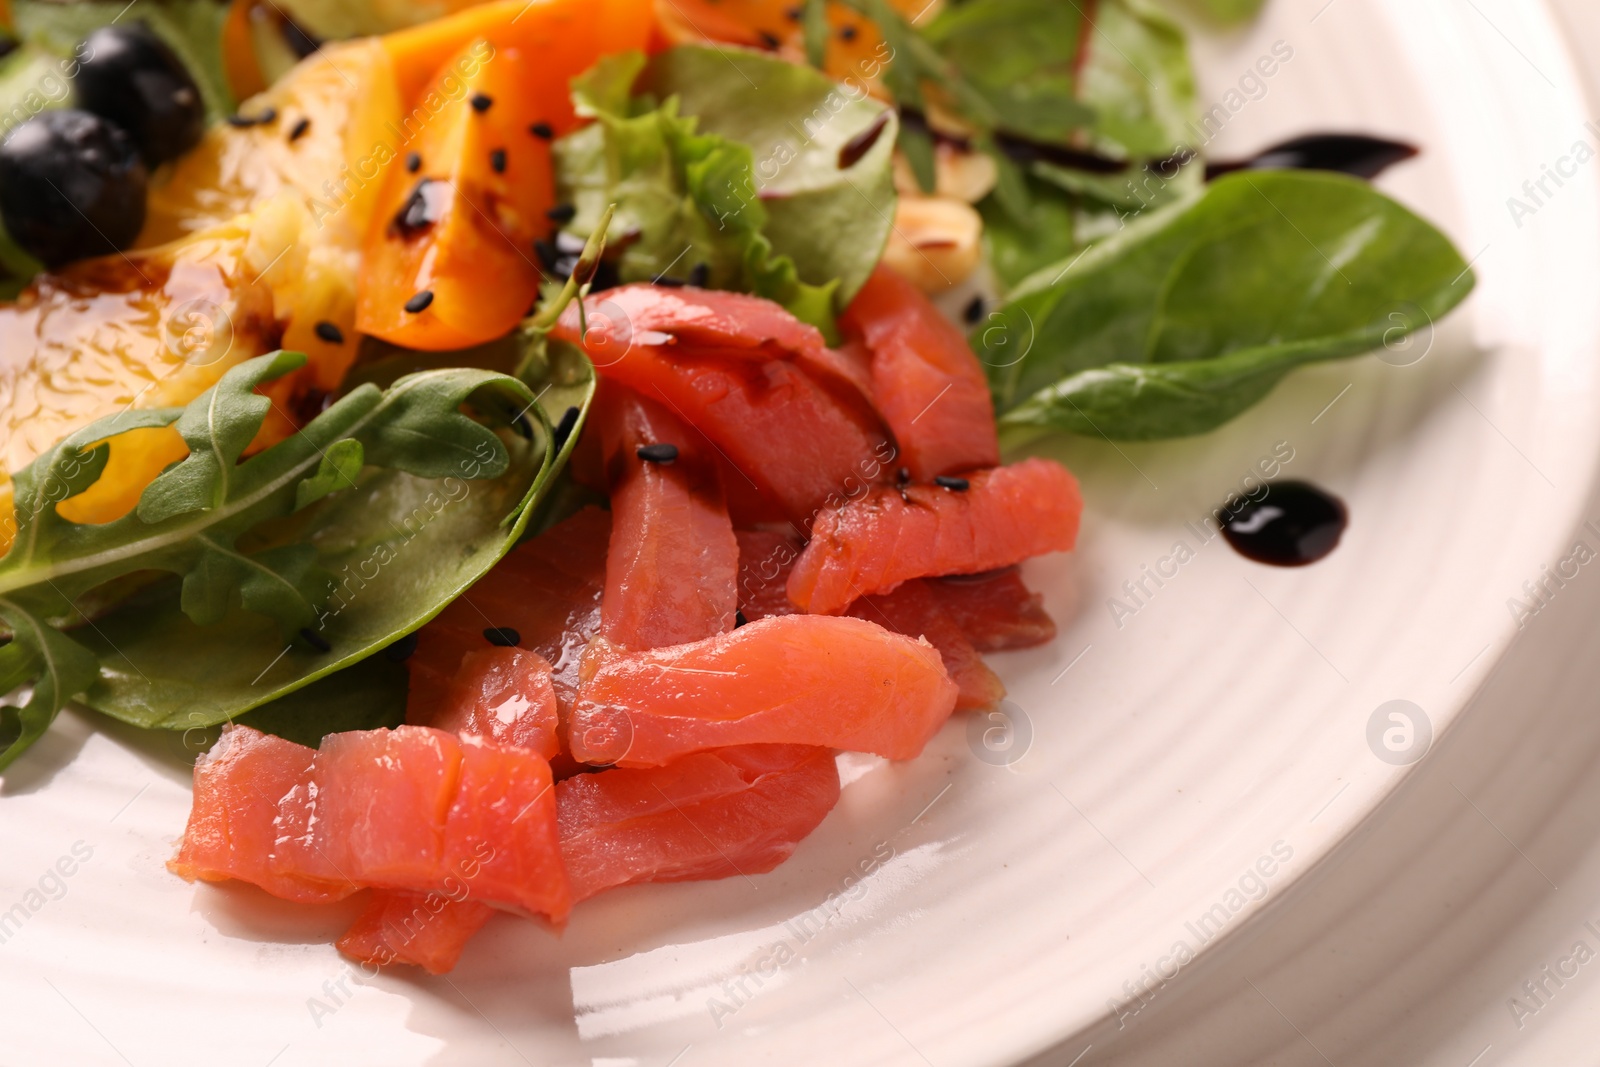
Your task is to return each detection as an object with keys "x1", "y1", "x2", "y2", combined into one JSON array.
[
  {"x1": 0, "y1": 109, "x2": 148, "y2": 268},
  {"x1": 71, "y1": 24, "x2": 205, "y2": 166}
]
